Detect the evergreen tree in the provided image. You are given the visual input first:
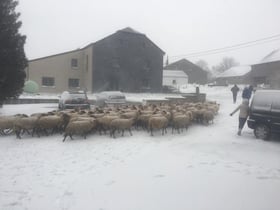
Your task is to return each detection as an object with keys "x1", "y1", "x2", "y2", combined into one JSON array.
[{"x1": 0, "y1": 0, "x2": 27, "y2": 104}]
